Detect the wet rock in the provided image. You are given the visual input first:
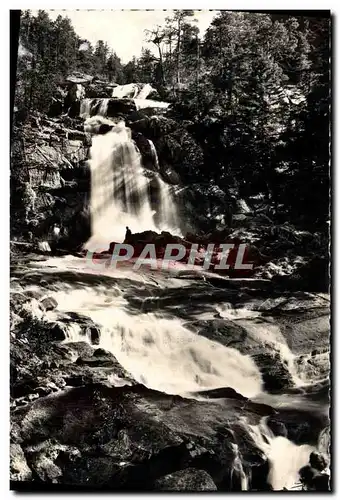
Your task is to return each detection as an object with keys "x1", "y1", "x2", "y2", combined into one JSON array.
[
  {"x1": 154, "y1": 468, "x2": 217, "y2": 491},
  {"x1": 129, "y1": 116, "x2": 203, "y2": 185},
  {"x1": 93, "y1": 348, "x2": 111, "y2": 357},
  {"x1": 195, "y1": 387, "x2": 246, "y2": 401},
  {"x1": 10, "y1": 291, "x2": 31, "y2": 315},
  {"x1": 11, "y1": 375, "x2": 40, "y2": 399},
  {"x1": 11, "y1": 422, "x2": 23, "y2": 444},
  {"x1": 187, "y1": 319, "x2": 251, "y2": 353},
  {"x1": 161, "y1": 165, "x2": 181, "y2": 185},
  {"x1": 252, "y1": 352, "x2": 294, "y2": 393},
  {"x1": 10, "y1": 443, "x2": 32, "y2": 481},
  {"x1": 10, "y1": 362, "x2": 18, "y2": 383},
  {"x1": 25, "y1": 289, "x2": 44, "y2": 300},
  {"x1": 39, "y1": 297, "x2": 58, "y2": 312}
]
